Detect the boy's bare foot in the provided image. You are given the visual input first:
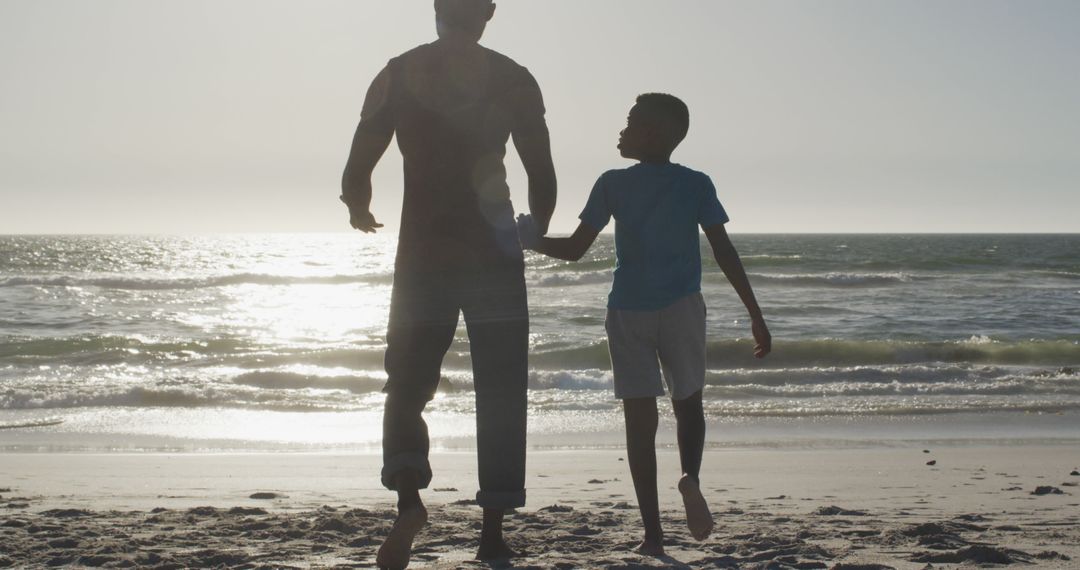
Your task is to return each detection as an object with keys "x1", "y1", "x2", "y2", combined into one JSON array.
[
  {"x1": 635, "y1": 538, "x2": 665, "y2": 556},
  {"x1": 376, "y1": 504, "x2": 428, "y2": 569},
  {"x1": 678, "y1": 475, "x2": 714, "y2": 541},
  {"x1": 475, "y1": 537, "x2": 518, "y2": 561}
]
